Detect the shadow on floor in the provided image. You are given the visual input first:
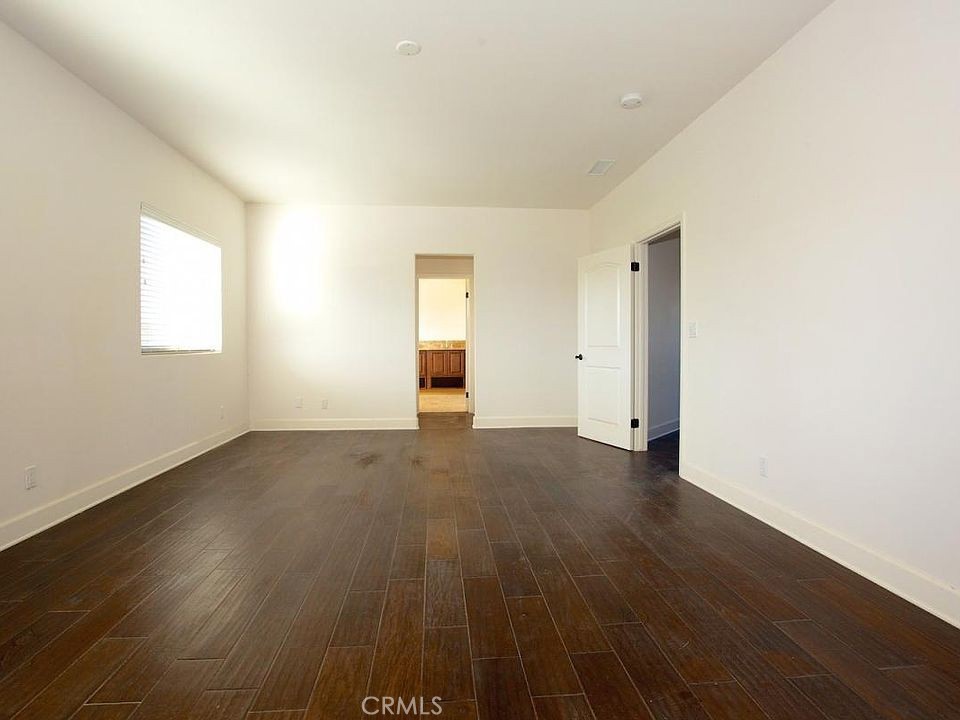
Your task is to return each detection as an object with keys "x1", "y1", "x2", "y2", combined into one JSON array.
[
  {"x1": 417, "y1": 412, "x2": 473, "y2": 429},
  {"x1": 647, "y1": 430, "x2": 679, "y2": 469}
]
